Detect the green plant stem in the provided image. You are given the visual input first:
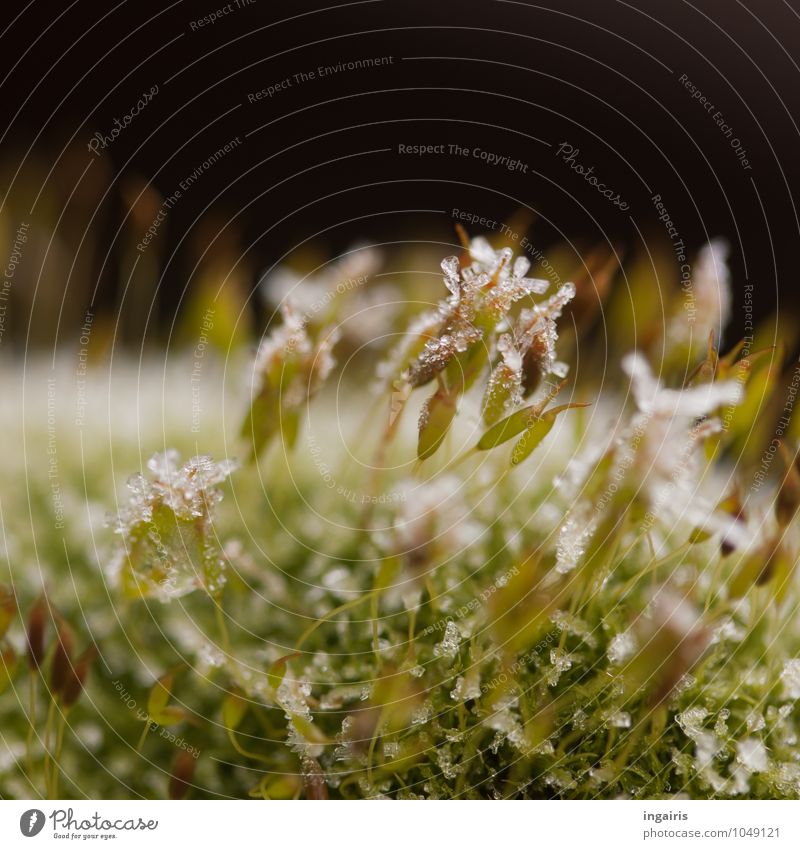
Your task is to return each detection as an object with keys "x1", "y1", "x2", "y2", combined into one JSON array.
[
  {"x1": 43, "y1": 698, "x2": 56, "y2": 798},
  {"x1": 52, "y1": 713, "x2": 67, "y2": 798},
  {"x1": 294, "y1": 587, "x2": 383, "y2": 651},
  {"x1": 26, "y1": 671, "x2": 36, "y2": 783},
  {"x1": 227, "y1": 727, "x2": 273, "y2": 764},
  {"x1": 215, "y1": 601, "x2": 231, "y2": 656},
  {"x1": 136, "y1": 720, "x2": 151, "y2": 753}
]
